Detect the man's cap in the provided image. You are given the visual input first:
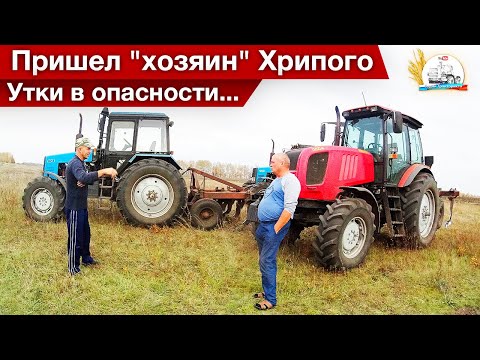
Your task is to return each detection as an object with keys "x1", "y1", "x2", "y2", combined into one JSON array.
[{"x1": 75, "y1": 137, "x2": 94, "y2": 149}]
